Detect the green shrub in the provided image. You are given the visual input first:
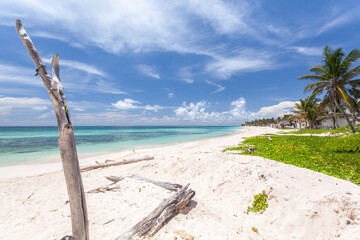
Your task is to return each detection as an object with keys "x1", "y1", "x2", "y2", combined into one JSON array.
[
  {"x1": 246, "y1": 190, "x2": 269, "y2": 214},
  {"x1": 331, "y1": 134, "x2": 360, "y2": 153}
]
